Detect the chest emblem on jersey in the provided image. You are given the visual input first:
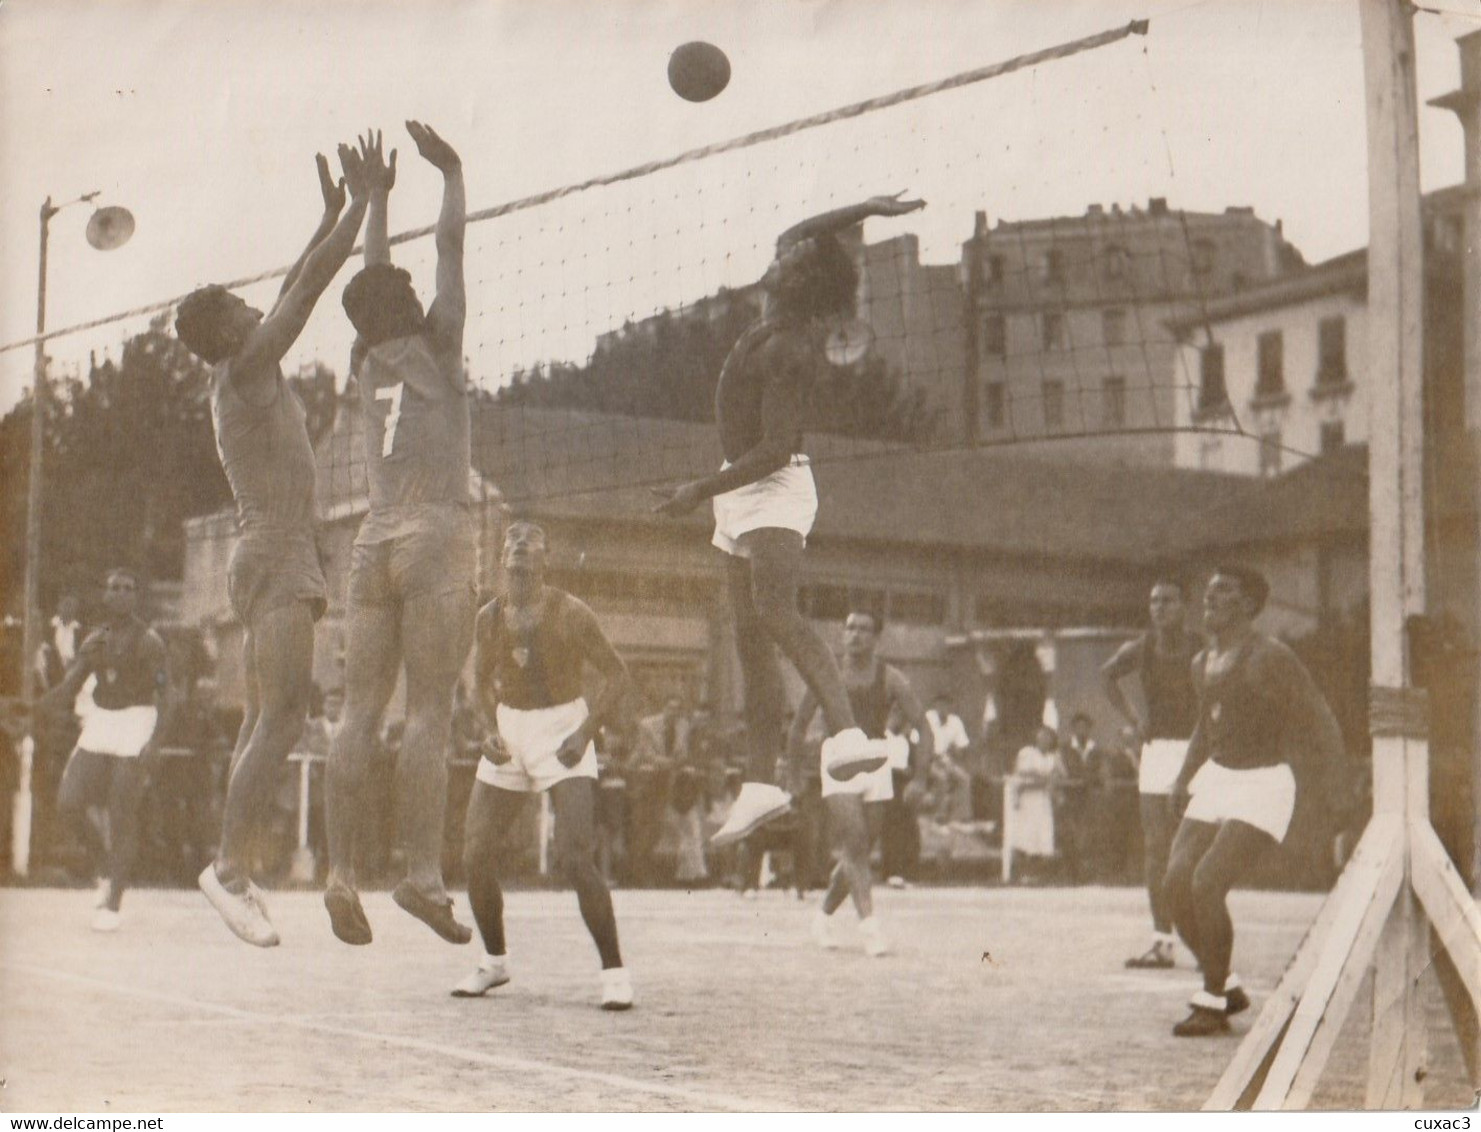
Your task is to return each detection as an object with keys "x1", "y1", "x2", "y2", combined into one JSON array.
[
  {"x1": 512, "y1": 646, "x2": 531, "y2": 668},
  {"x1": 104, "y1": 668, "x2": 118, "y2": 685}
]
